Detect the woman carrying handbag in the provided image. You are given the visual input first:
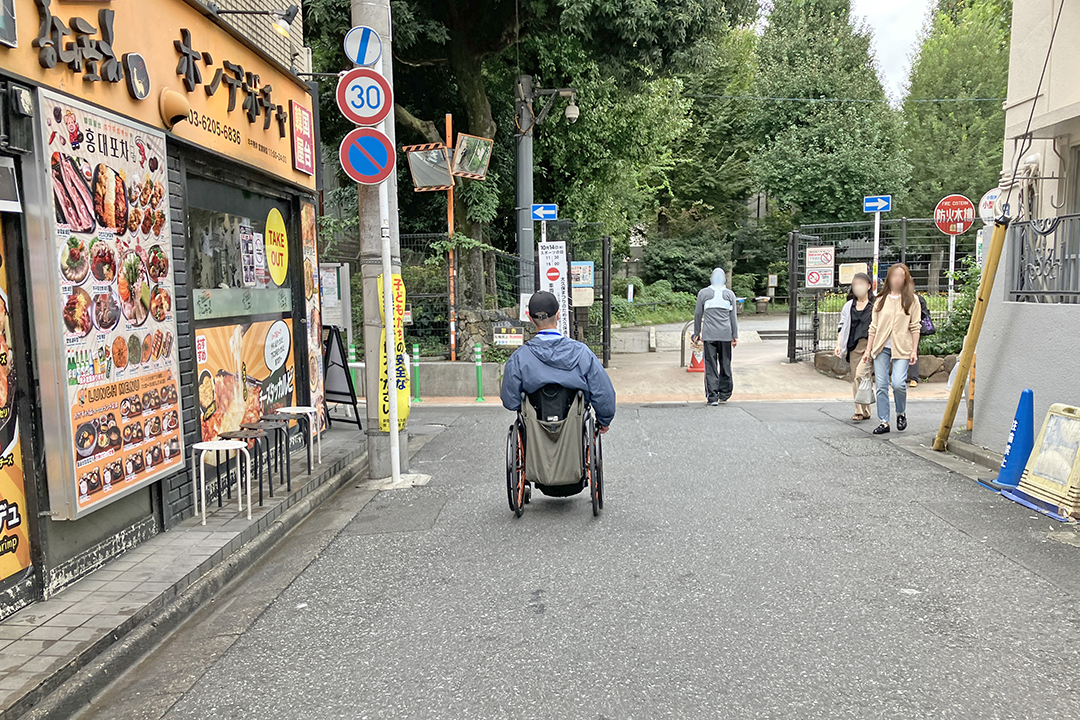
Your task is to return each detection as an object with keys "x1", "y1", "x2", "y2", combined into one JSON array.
[
  {"x1": 863, "y1": 263, "x2": 922, "y2": 435},
  {"x1": 835, "y1": 273, "x2": 875, "y2": 421}
]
